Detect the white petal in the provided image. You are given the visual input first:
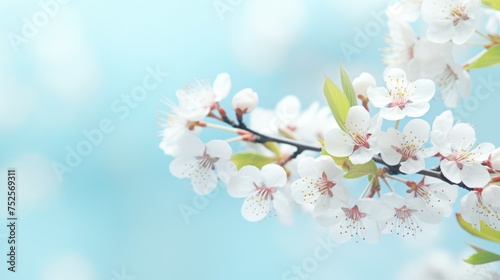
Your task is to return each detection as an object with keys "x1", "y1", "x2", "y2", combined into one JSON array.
[
  {"x1": 440, "y1": 159, "x2": 462, "y2": 183},
  {"x1": 469, "y1": 143, "x2": 495, "y2": 162},
  {"x1": 169, "y1": 156, "x2": 198, "y2": 178},
  {"x1": 261, "y1": 164, "x2": 287, "y2": 188},
  {"x1": 350, "y1": 147, "x2": 374, "y2": 164},
  {"x1": 213, "y1": 73, "x2": 231, "y2": 101},
  {"x1": 450, "y1": 123, "x2": 476, "y2": 151},
  {"x1": 276, "y1": 95, "x2": 301, "y2": 122},
  {"x1": 384, "y1": 68, "x2": 408, "y2": 90},
  {"x1": 400, "y1": 157, "x2": 425, "y2": 174},
  {"x1": 461, "y1": 164, "x2": 491, "y2": 188},
  {"x1": 460, "y1": 192, "x2": 479, "y2": 228},
  {"x1": 191, "y1": 168, "x2": 219, "y2": 195},
  {"x1": 483, "y1": 186, "x2": 500, "y2": 208},
  {"x1": 291, "y1": 177, "x2": 322, "y2": 206},
  {"x1": 403, "y1": 119, "x2": 430, "y2": 144},
  {"x1": 273, "y1": 191, "x2": 293, "y2": 225},
  {"x1": 452, "y1": 19, "x2": 476, "y2": 45},
  {"x1": 367, "y1": 87, "x2": 391, "y2": 108},
  {"x1": 227, "y1": 174, "x2": 257, "y2": 198},
  {"x1": 206, "y1": 140, "x2": 232, "y2": 159},
  {"x1": 380, "y1": 106, "x2": 406, "y2": 121},
  {"x1": 324, "y1": 128, "x2": 354, "y2": 157},
  {"x1": 297, "y1": 157, "x2": 319, "y2": 178},
  {"x1": 345, "y1": 105, "x2": 370, "y2": 134},
  {"x1": 359, "y1": 217, "x2": 380, "y2": 244},
  {"x1": 378, "y1": 129, "x2": 403, "y2": 166},
  {"x1": 241, "y1": 191, "x2": 271, "y2": 222},
  {"x1": 426, "y1": 21, "x2": 454, "y2": 43},
  {"x1": 409, "y1": 79, "x2": 435, "y2": 103},
  {"x1": 315, "y1": 156, "x2": 342, "y2": 180},
  {"x1": 176, "y1": 133, "x2": 205, "y2": 157},
  {"x1": 404, "y1": 102, "x2": 430, "y2": 118}
]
